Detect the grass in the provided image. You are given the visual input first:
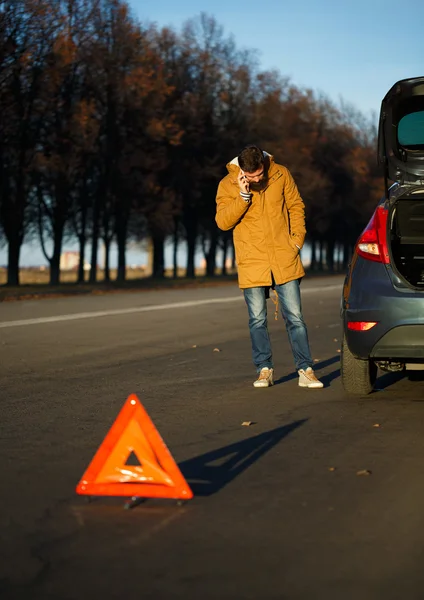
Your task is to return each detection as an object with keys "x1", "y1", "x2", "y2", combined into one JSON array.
[
  {"x1": 0, "y1": 266, "x2": 343, "y2": 303},
  {"x1": 0, "y1": 267, "x2": 240, "y2": 302}
]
